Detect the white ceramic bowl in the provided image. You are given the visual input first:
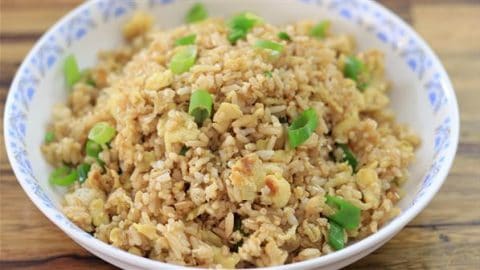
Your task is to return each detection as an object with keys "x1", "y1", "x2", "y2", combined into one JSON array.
[{"x1": 4, "y1": 0, "x2": 459, "y2": 269}]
